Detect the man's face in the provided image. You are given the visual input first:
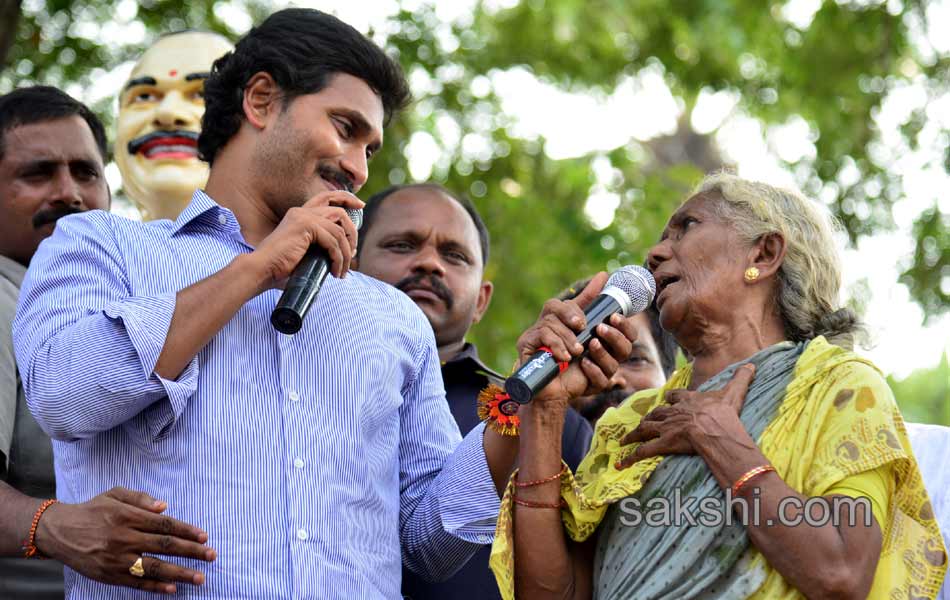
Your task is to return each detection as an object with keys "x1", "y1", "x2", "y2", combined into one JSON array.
[
  {"x1": 575, "y1": 312, "x2": 666, "y2": 423},
  {"x1": 115, "y1": 32, "x2": 233, "y2": 221},
  {"x1": 355, "y1": 188, "x2": 493, "y2": 348},
  {"x1": 251, "y1": 73, "x2": 385, "y2": 218},
  {"x1": 0, "y1": 116, "x2": 110, "y2": 266}
]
